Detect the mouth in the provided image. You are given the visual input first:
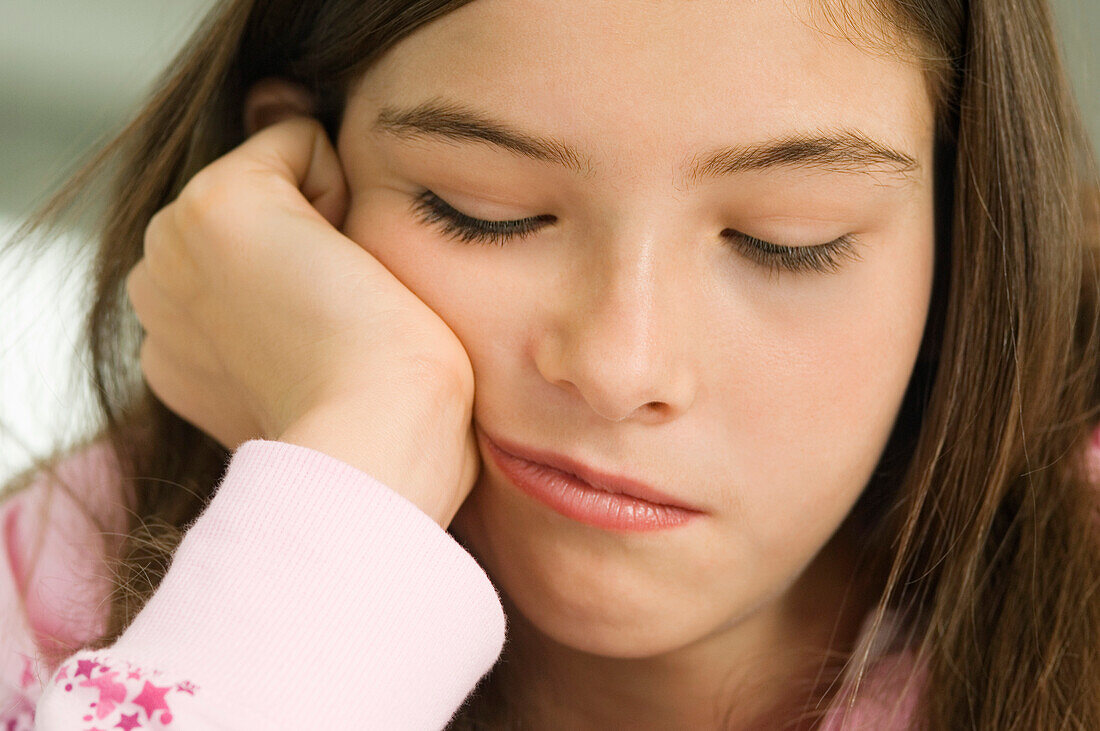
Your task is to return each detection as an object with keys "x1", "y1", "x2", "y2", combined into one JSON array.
[{"x1": 477, "y1": 426, "x2": 706, "y2": 532}]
